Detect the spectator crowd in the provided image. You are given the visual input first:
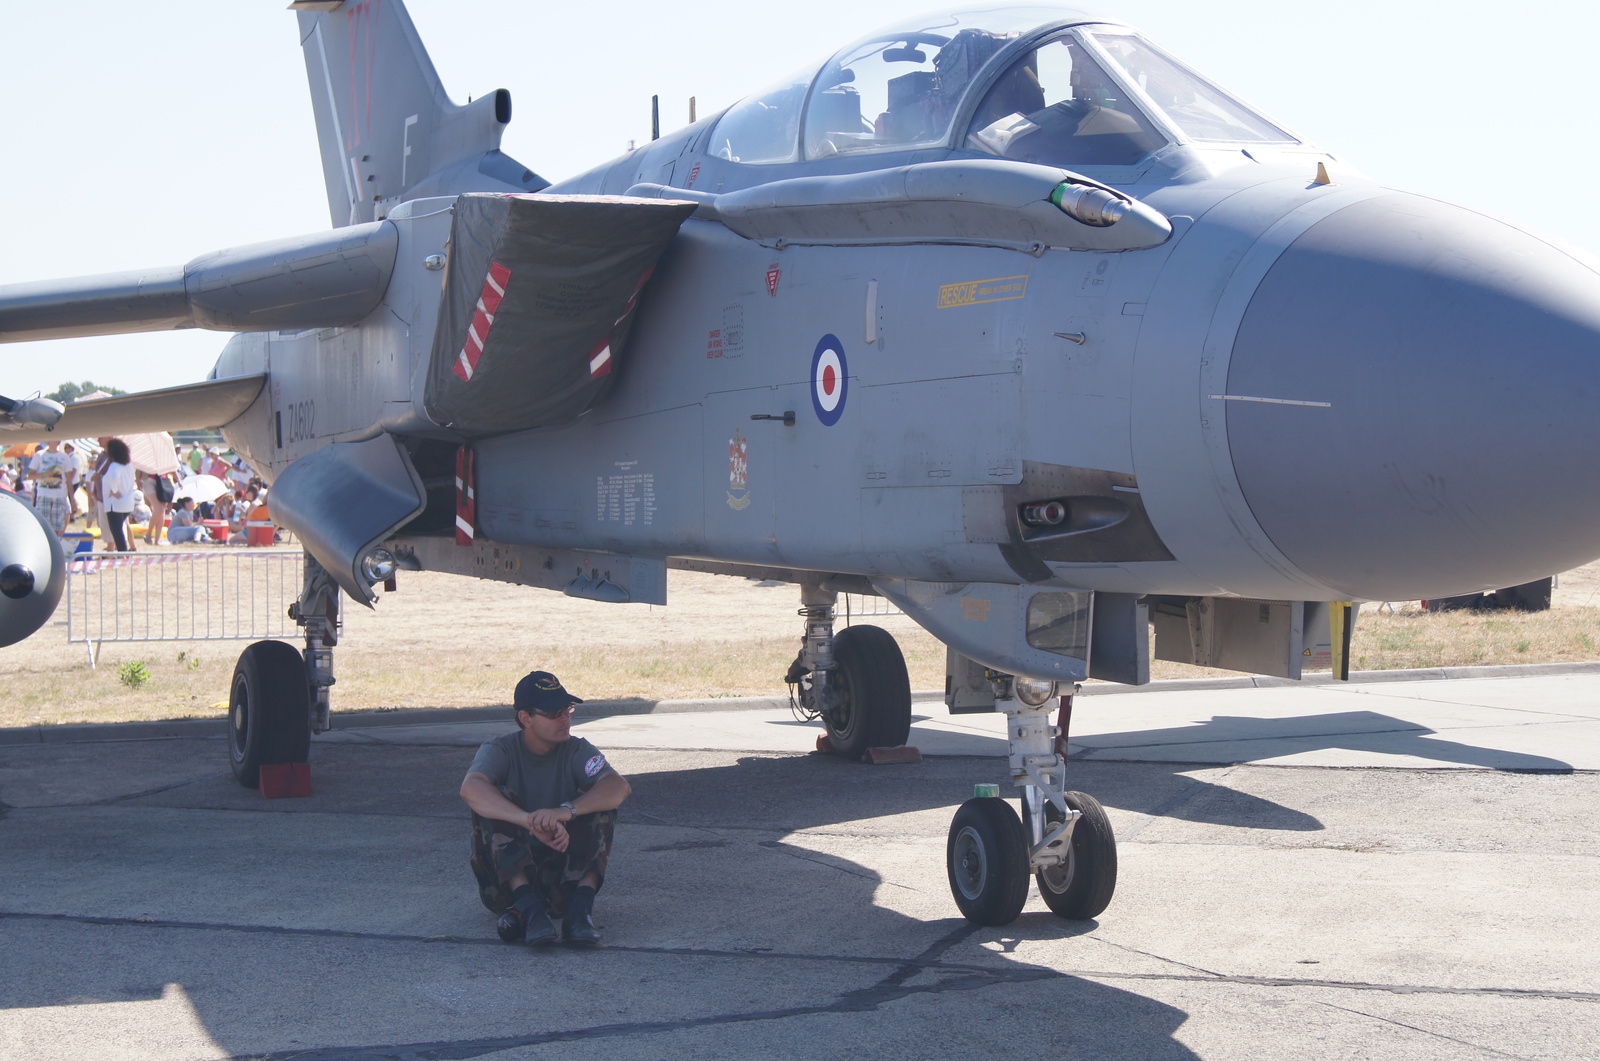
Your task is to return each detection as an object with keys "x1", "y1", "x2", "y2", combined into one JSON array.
[{"x1": 0, "y1": 439, "x2": 278, "y2": 550}]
